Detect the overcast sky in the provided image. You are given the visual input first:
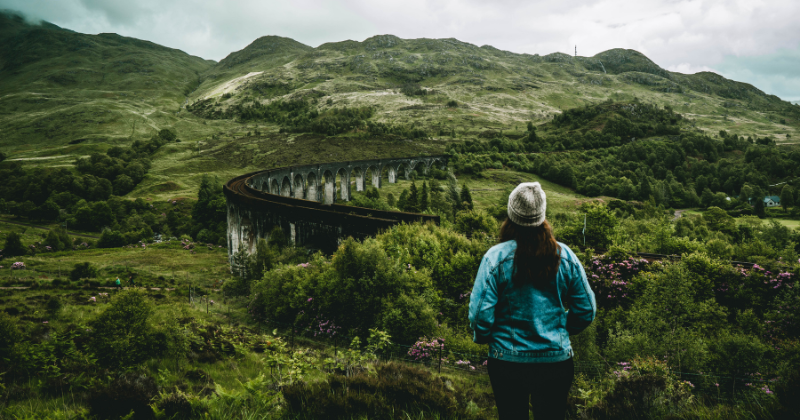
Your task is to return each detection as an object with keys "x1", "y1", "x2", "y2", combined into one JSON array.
[{"x1": 2, "y1": 0, "x2": 799, "y2": 102}]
